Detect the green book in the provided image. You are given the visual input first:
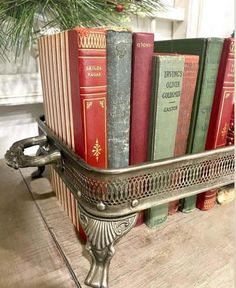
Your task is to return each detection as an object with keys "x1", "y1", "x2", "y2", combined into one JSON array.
[
  {"x1": 154, "y1": 38, "x2": 224, "y2": 212},
  {"x1": 145, "y1": 54, "x2": 184, "y2": 228}
]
